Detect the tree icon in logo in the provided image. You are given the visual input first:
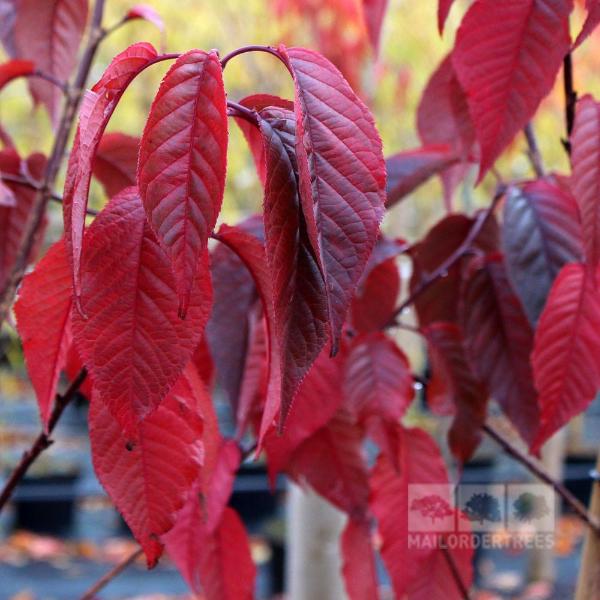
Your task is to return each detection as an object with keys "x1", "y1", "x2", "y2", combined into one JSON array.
[
  {"x1": 410, "y1": 494, "x2": 454, "y2": 524},
  {"x1": 513, "y1": 492, "x2": 550, "y2": 523},
  {"x1": 462, "y1": 492, "x2": 502, "y2": 525}
]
